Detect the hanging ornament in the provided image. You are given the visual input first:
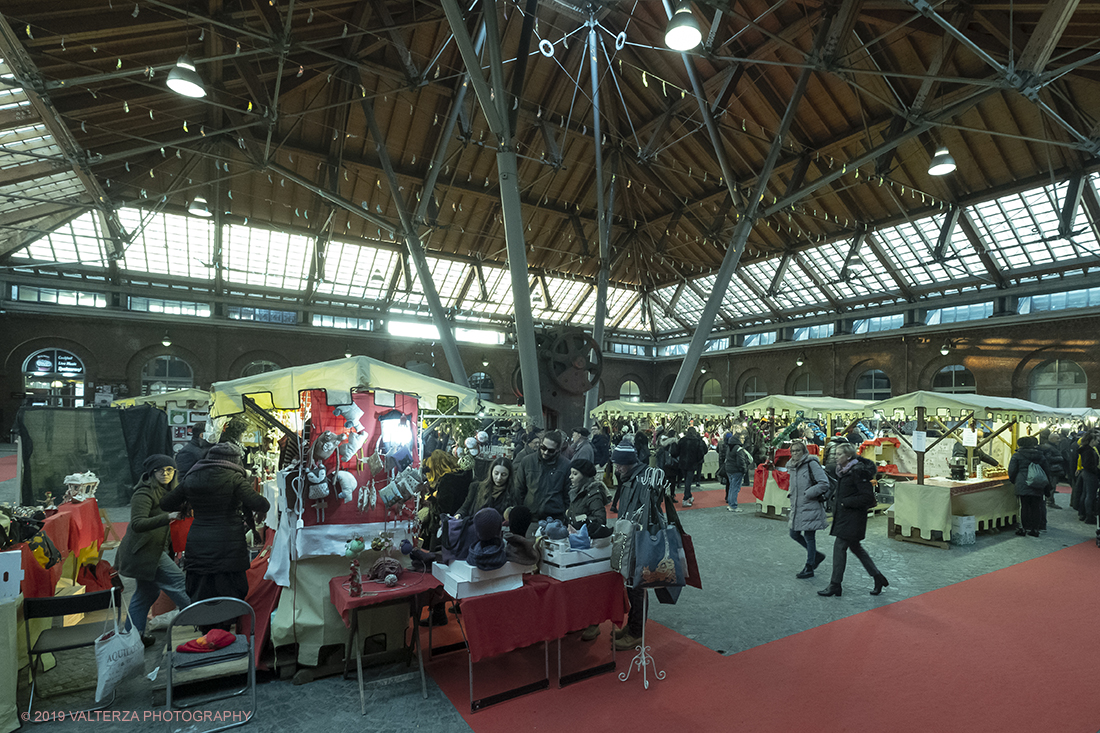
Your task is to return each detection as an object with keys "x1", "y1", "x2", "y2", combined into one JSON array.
[
  {"x1": 183, "y1": 120, "x2": 188, "y2": 132},
  {"x1": 642, "y1": 71, "x2": 648, "y2": 87},
  {"x1": 297, "y1": 65, "x2": 304, "y2": 77},
  {"x1": 80, "y1": 121, "x2": 86, "y2": 133},
  {"x1": 131, "y1": 3, "x2": 139, "y2": 18},
  {"x1": 235, "y1": 41, "x2": 241, "y2": 54},
  {"x1": 25, "y1": 24, "x2": 33, "y2": 39},
  {"x1": 116, "y1": 59, "x2": 122, "y2": 70},
  {"x1": 123, "y1": 101, "x2": 129, "y2": 112},
  {"x1": 176, "y1": 149, "x2": 181, "y2": 158},
  {"x1": 342, "y1": 24, "x2": 348, "y2": 37},
  {"x1": 160, "y1": 147, "x2": 165, "y2": 157},
  {"x1": 308, "y1": 8, "x2": 314, "y2": 22},
  {"x1": 199, "y1": 29, "x2": 204, "y2": 41},
  {"x1": 149, "y1": 109, "x2": 154, "y2": 119},
  {"x1": 125, "y1": 162, "x2": 130, "y2": 172},
  {"x1": 200, "y1": 125, "x2": 205, "y2": 136},
  {"x1": 228, "y1": 190, "x2": 233, "y2": 199},
  {"x1": 149, "y1": 169, "x2": 154, "y2": 177},
  {"x1": 60, "y1": 37, "x2": 65, "y2": 51}
]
